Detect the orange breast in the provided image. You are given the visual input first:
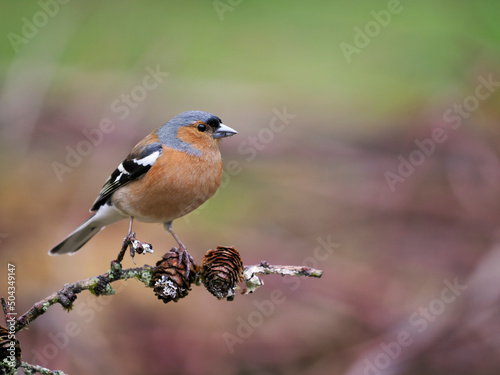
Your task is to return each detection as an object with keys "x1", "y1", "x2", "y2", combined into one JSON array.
[{"x1": 112, "y1": 145, "x2": 222, "y2": 223}]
